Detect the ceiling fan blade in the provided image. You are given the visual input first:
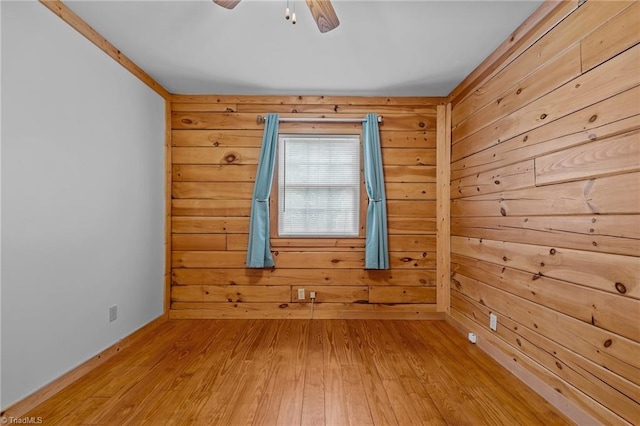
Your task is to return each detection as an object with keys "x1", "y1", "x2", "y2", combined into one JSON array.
[
  {"x1": 305, "y1": 0, "x2": 340, "y2": 33},
  {"x1": 213, "y1": 0, "x2": 241, "y2": 10}
]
